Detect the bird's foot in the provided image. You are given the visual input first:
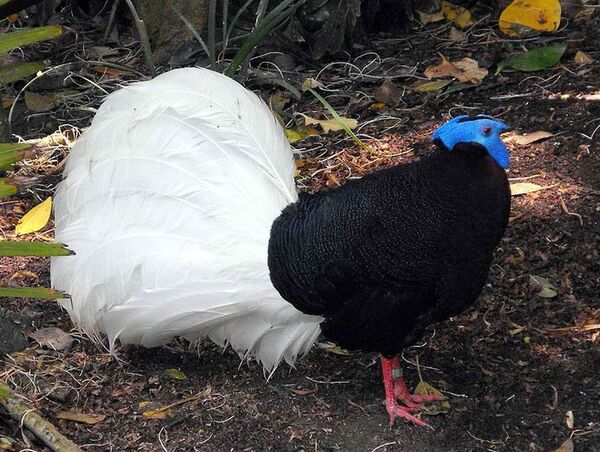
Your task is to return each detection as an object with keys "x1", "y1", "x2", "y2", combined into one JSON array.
[
  {"x1": 385, "y1": 399, "x2": 430, "y2": 428},
  {"x1": 394, "y1": 387, "x2": 447, "y2": 408}
]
